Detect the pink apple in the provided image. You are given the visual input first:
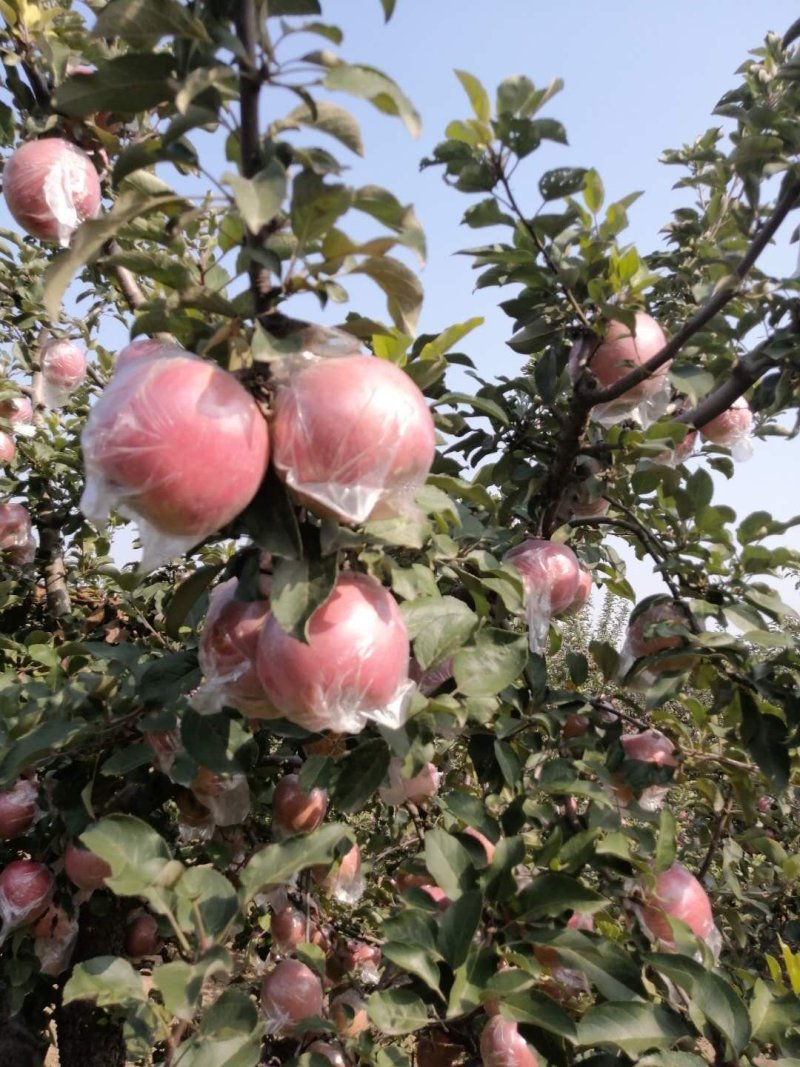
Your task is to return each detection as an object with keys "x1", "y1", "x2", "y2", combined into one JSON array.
[
  {"x1": 504, "y1": 539, "x2": 581, "y2": 617},
  {"x1": 64, "y1": 840, "x2": 111, "y2": 892},
  {"x1": 272, "y1": 773, "x2": 328, "y2": 836},
  {"x1": 260, "y1": 958, "x2": 324, "y2": 1036},
  {"x1": 0, "y1": 501, "x2": 36, "y2": 565},
  {"x1": 379, "y1": 757, "x2": 440, "y2": 806},
  {"x1": 3, "y1": 138, "x2": 101, "y2": 244},
  {"x1": 480, "y1": 1016, "x2": 539, "y2": 1067},
  {"x1": 625, "y1": 598, "x2": 693, "y2": 673},
  {"x1": 271, "y1": 353, "x2": 436, "y2": 524},
  {"x1": 41, "y1": 339, "x2": 87, "y2": 405},
  {"x1": 698, "y1": 396, "x2": 753, "y2": 447},
  {"x1": 570, "y1": 312, "x2": 669, "y2": 401},
  {"x1": 0, "y1": 779, "x2": 38, "y2": 841},
  {"x1": 637, "y1": 863, "x2": 715, "y2": 946},
  {"x1": 257, "y1": 572, "x2": 411, "y2": 734}
]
